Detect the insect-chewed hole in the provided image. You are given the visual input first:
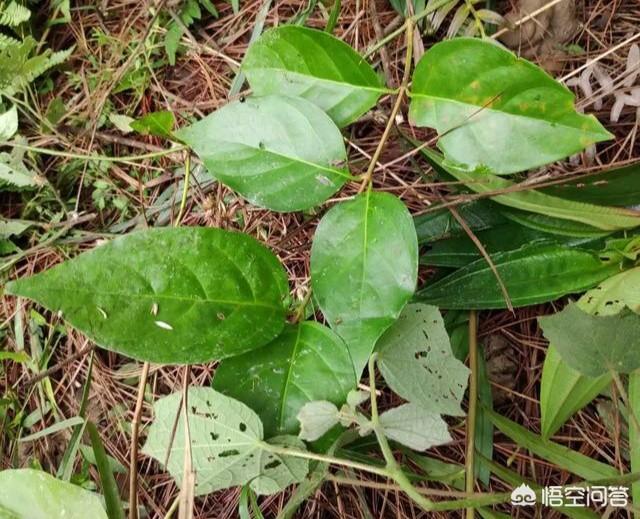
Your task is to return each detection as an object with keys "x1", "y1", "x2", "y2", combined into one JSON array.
[
  {"x1": 210, "y1": 432, "x2": 219, "y2": 441},
  {"x1": 239, "y1": 422, "x2": 247, "y2": 432},
  {"x1": 265, "y1": 460, "x2": 281, "y2": 470},
  {"x1": 219, "y1": 449, "x2": 240, "y2": 458}
]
